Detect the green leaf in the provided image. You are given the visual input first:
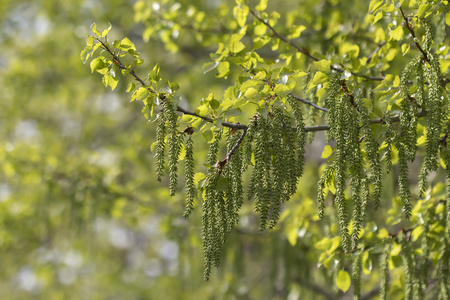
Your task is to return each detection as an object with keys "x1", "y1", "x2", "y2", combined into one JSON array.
[
  {"x1": 101, "y1": 22, "x2": 112, "y2": 37},
  {"x1": 314, "y1": 59, "x2": 331, "y2": 73},
  {"x1": 390, "y1": 26, "x2": 403, "y2": 41},
  {"x1": 86, "y1": 35, "x2": 94, "y2": 47},
  {"x1": 233, "y1": 5, "x2": 249, "y2": 28},
  {"x1": 149, "y1": 64, "x2": 161, "y2": 82},
  {"x1": 362, "y1": 251, "x2": 372, "y2": 275},
  {"x1": 273, "y1": 84, "x2": 292, "y2": 95},
  {"x1": 336, "y1": 270, "x2": 351, "y2": 292},
  {"x1": 289, "y1": 25, "x2": 306, "y2": 39},
  {"x1": 254, "y1": 36, "x2": 271, "y2": 49},
  {"x1": 203, "y1": 61, "x2": 219, "y2": 74},
  {"x1": 308, "y1": 71, "x2": 328, "y2": 90},
  {"x1": 224, "y1": 108, "x2": 242, "y2": 117},
  {"x1": 168, "y1": 81, "x2": 180, "y2": 93},
  {"x1": 132, "y1": 87, "x2": 149, "y2": 102},
  {"x1": 230, "y1": 41, "x2": 246, "y2": 53},
  {"x1": 340, "y1": 42, "x2": 360, "y2": 58},
  {"x1": 417, "y1": 3, "x2": 430, "y2": 18},
  {"x1": 209, "y1": 99, "x2": 220, "y2": 110},
  {"x1": 244, "y1": 87, "x2": 258, "y2": 98},
  {"x1": 216, "y1": 61, "x2": 230, "y2": 78},
  {"x1": 194, "y1": 172, "x2": 206, "y2": 186},
  {"x1": 401, "y1": 43, "x2": 410, "y2": 56},
  {"x1": 286, "y1": 226, "x2": 298, "y2": 246},
  {"x1": 369, "y1": 0, "x2": 384, "y2": 12},
  {"x1": 255, "y1": 0, "x2": 267, "y2": 11},
  {"x1": 214, "y1": 177, "x2": 229, "y2": 191},
  {"x1": 321, "y1": 145, "x2": 333, "y2": 159},
  {"x1": 446, "y1": 13, "x2": 450, "y2": 26},
  {"x1": 134, "y1": 58, "x2": 144, "y2": 66},
  {"x1": 195, "y1": 105, "x2": 209, "y2": 117},
  {"x1": 254, "y1": 24, "x2": 267, "y2": 36},
  {"x1": 126, "y1": 82, "x2": 135, "y2": 93},
  {"x1": 202, "y1": 129, "x2": 214, "y2": 143},
  {"x1": 90, "y1": 22, "x2": 100, "y2": 35},
  {"x1": 90, "y1": 57, "x2": 104, "y2": 73},
  {"x1": 119, "y1": 37, "x2": 136, "y2": 50},
  {"x1": 102, "y1": 74, "x2": 118, "y2": 91},
  {"x1": 372, "y1": 11, "x2": 384, "y2": 25}
]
